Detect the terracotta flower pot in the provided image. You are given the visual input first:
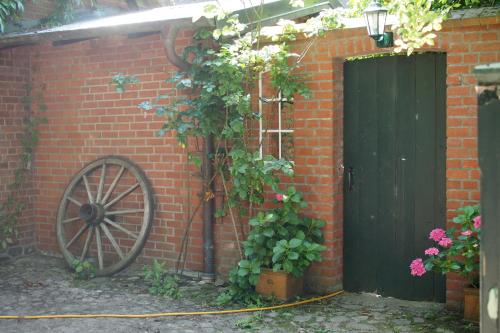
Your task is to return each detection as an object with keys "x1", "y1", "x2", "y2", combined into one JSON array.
[
  {"x1": 463, "y1": 286, "x2": 480, "y2": 322},
  {"x1": 255, "y1": 268, "x2": 303, "y2": 301}
]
